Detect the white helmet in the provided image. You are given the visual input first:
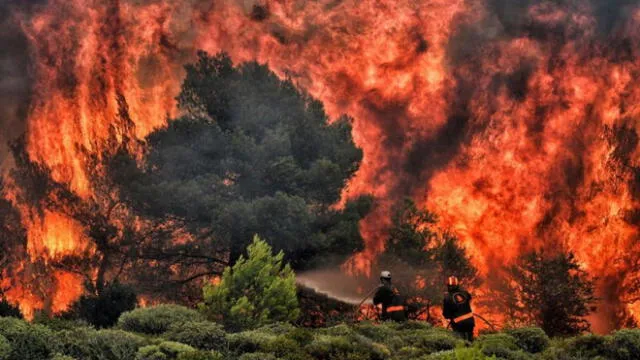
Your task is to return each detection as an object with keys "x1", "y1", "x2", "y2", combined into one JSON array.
[{"x1": 380, "y1": 271, "x2": 392, "y2": 280}]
